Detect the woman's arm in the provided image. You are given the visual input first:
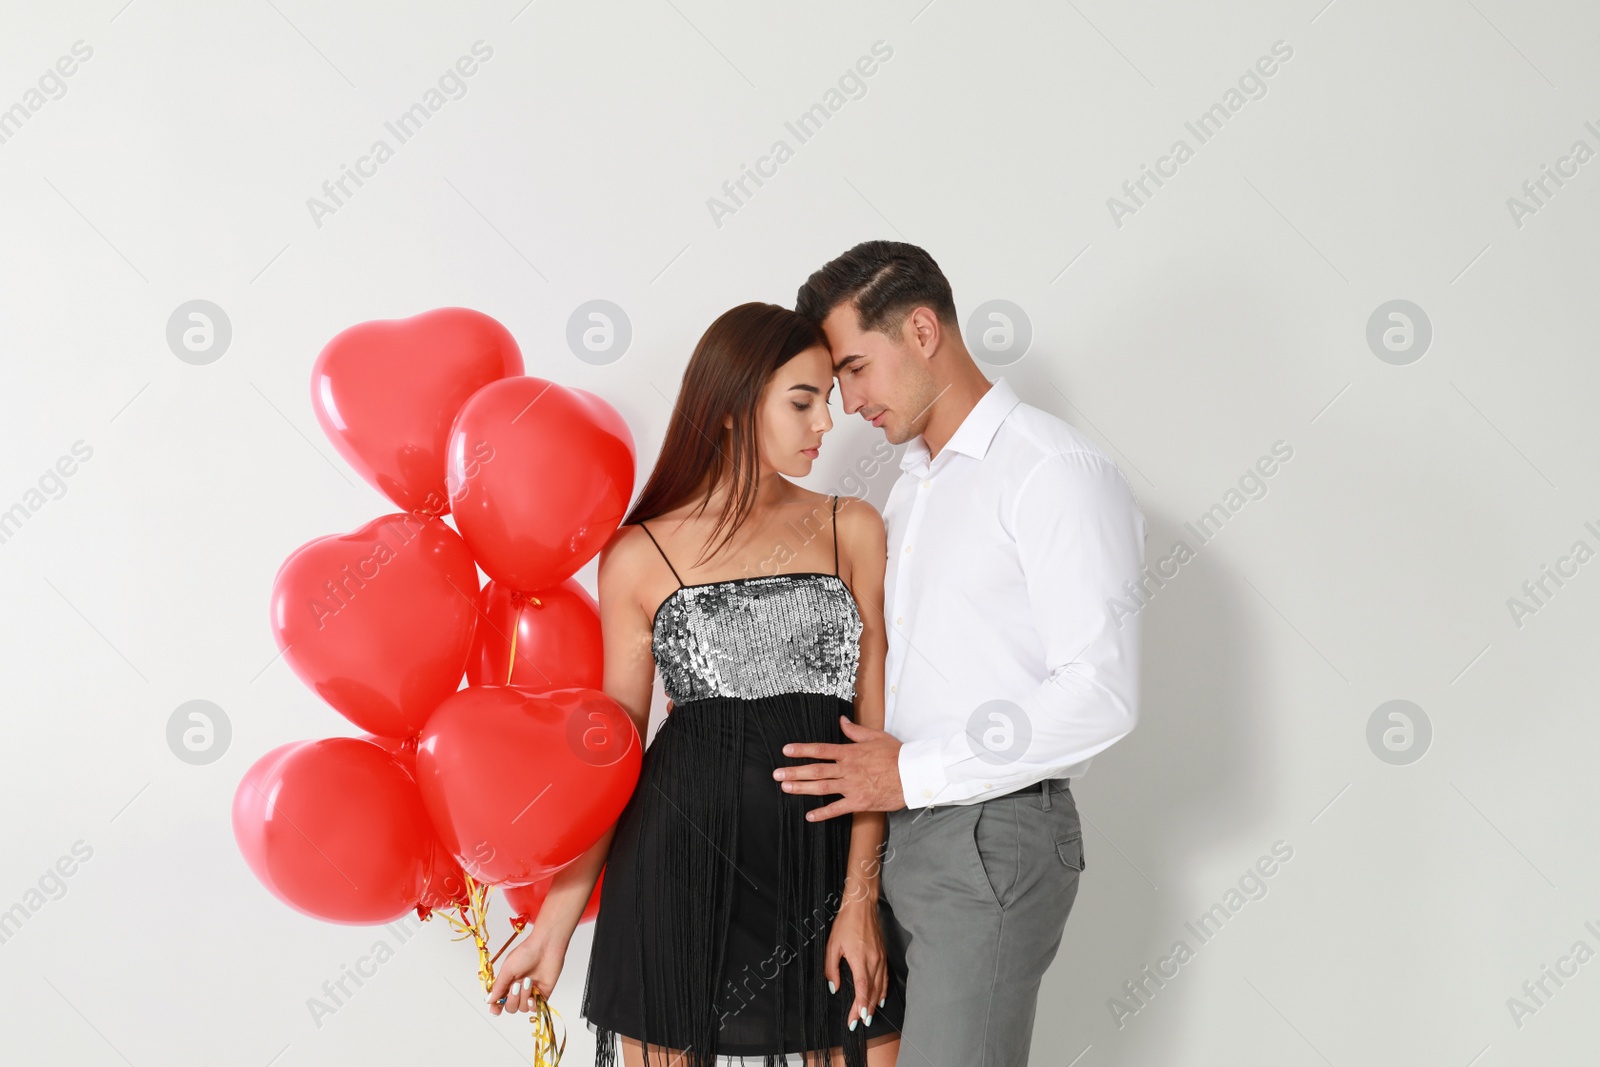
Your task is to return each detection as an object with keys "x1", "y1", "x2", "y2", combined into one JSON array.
[
  {"x1": 488, "y1": 526, "x2": 659, "y2": 1014},
  {"x1": 532, "y1": 525, "x2": 657, "y2": 934},
  {"x1": 840, "y1": 495, "x2": 890, "y2": 905},
  {"x1": 826, "y1": 495, "x2": 891, "y2": 1027}
]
